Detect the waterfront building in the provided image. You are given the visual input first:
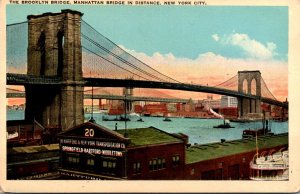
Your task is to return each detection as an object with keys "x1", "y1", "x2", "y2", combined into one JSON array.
[
  {"x1": 166, "y1": 103, "x2": 177, "y2": 113},
  {"x1": 58, "y1": 122, "x2": 185, "y2": 179},
  {"x1": 221, "y1": 96, "x2": 238, "y2": 108},
  {"x1": 133, "y1": 104, "x2": 143, "y2": 113},
  {"x1": 57, "y1": 122, "x2": 288, "y2": 180},
  {"x1": 7, "y1": 119, "x2": 61, "y2": 146},
  {"x1": 7, "y1": 144, "x2": 59, "y2": 179},
  {"x1": 143, "y1": 104, "x2": 167, "y2": 116},
  {"x1": 198, "y1": 96, "x2": 221, "y2": 109},
  {"x1": 219, "y1": 107, "x2": 238, "y2": 119}
]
